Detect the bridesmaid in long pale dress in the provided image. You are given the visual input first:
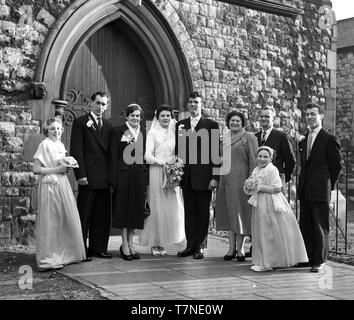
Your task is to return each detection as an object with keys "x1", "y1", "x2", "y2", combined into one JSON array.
[
  {"x1": 33, "y1": 117, "x2": 86, "y2": 271},
  {"x1": 247, "y1": 146, "x2": 308, "y2": 272},
  {"x1": 138, "y1": 105, "x2": 185, "y2": 256}
]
